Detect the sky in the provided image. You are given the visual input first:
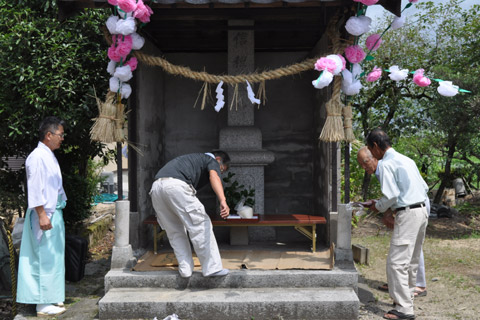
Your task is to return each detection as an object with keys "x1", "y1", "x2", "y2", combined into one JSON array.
[{"x1": 365, "y1": 0, "x2": 479, "y2": 21}]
